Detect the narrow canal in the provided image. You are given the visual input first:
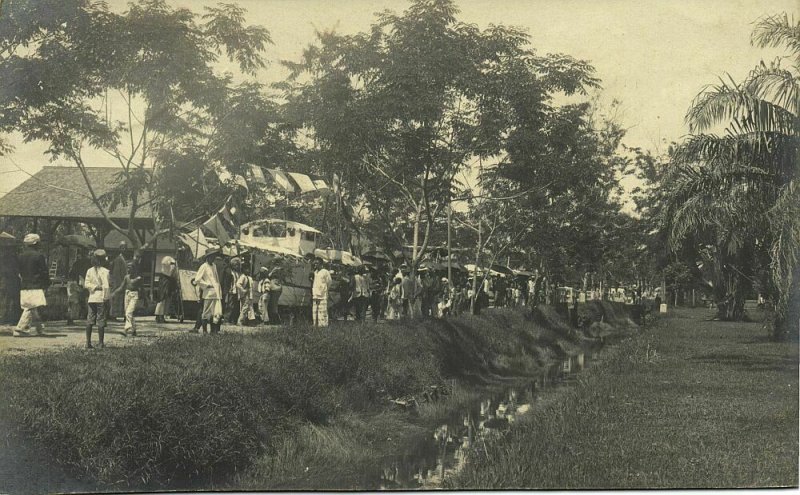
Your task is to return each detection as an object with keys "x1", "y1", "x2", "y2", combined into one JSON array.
[{"x1": 368, "y1": 350, "x2": 595, "y2": 489}]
